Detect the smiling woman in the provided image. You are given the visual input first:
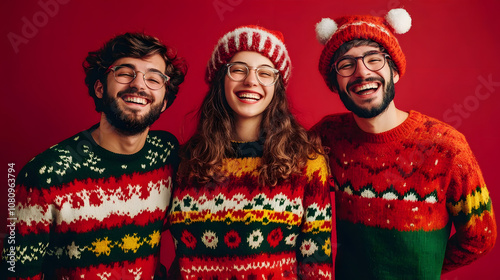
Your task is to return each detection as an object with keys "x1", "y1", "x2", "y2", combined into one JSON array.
[{"x1": 167, "y1": 25, "x2": 334, "y2": 279}]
